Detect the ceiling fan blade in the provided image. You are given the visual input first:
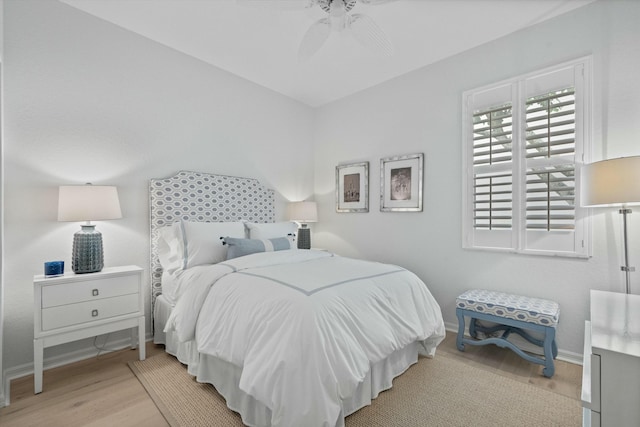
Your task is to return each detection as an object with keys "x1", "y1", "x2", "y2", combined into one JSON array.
[
  {"x1": 235, "y1": 0, "x2": 317, "y2": 10},
  {"x1": 349, "y1": 13, "x2": 394, "y2": 56},
  {"x1": 298, "y1": 18, "x2": 331, "y2": 61}
]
